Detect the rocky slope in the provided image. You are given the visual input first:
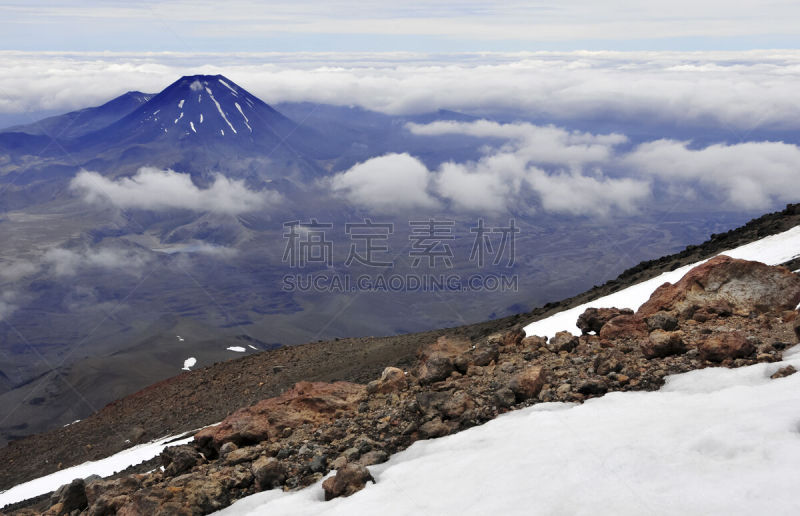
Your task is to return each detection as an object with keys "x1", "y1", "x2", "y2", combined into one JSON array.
[
  {"x1": 1, "y1": 203, "x2": 799, "y2": 511},
  {"x1": 1, "y1": 204, "x2": 799, "y2": 491},
  {"x1": 4, "y1": 253, "x2": 800, "y2": 515}
]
